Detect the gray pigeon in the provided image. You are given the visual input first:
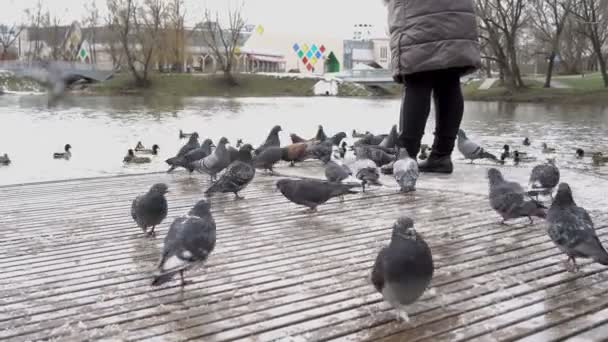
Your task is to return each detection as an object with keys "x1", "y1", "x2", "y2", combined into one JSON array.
[
  {"x1": 308, "y1": 140, "x2": 334, "y2": 164},
  {"x1": 131, "y1": 183, "x2": 169, "y2": 236},
  {"x1": 528, "y1": 159, "x2": 560, "y2": 199},
  {"x1": 547, "y1": 183, "x2": 608, "y2": 272},
  {"x1": 152, "y1": 199, "x2": 216, "y2": 287},
  {"x1": 330, "y1": 132, "x2": 348, "y2": 147},
  {"x1": 487, "y1": 168, "x2": 547, "y2": 224},
  {"x1": 255, "y1": 125, "x2": 282, "y2": 155},
  {"x1": 325, "y1": 147, "x2": 353, "y2": 183},
  {"x1": 180, "y1": 139, "x2": 215, "y2": 173},
  {"x1": 315, "y1": 125, "x2": 328, "y2": 142},
  {"x1": 355, "y1": 146, "x2": 395, "y2": 167},
  {"x1": 379, "y1": 125, "x2": 399, "y2": 149},
  {"x1": 193, "y1": 137, "x2": 232, "y2": 181},
  {"x1": 351, "y1": 158, "x2": 382, "y2": 192},
  {"x1": 166, "y1": 133, "x2": 200, "y2": 172},
  {"x1": 371, "y1": 217, "x2": 434, "y2": 322},
  {"x1": 276, "y1": 178, "x2": 359, "y2": 212},
  {"x1": 393, "y1": 149, "x2": 419, "y2": 193},
  {"x1": 253, "y1": 146, "x2": 284, "y2": 173},
  {"x1": 205, "y1": 144, "x2": 256, "y2": 200},
  {"x1": 457, "y1": 129, "x2": 498, "y2": 163}
]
